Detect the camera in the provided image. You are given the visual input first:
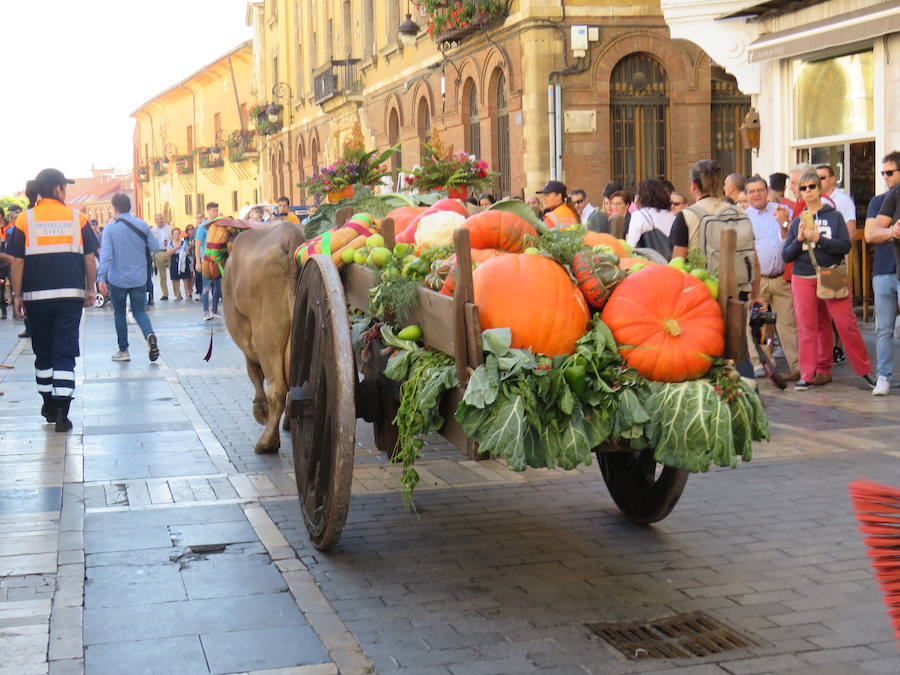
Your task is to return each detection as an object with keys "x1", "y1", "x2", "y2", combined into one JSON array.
[{"x1": 749, "y1": 303, "x2": 777, "y2": 329}]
